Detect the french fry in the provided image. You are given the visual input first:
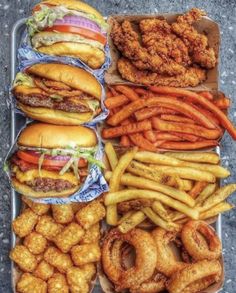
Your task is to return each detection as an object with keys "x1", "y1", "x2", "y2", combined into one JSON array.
[
  {"x1": 134, "y1": 151, "x2": 182, "y2": 166},
  {"x1": 143, "y1": 130, "x2": 157, "y2": 142},
  {"x1": 150, "y1": 165, "x2": 216, "y2": 182},
  {"x1": 104, "y1": 142, "x2": 118, "y2": 171},
  {"x1": 169, "y1": 132, "x2": 200, "y2": 142},
  {"x1": 199, "y1": 91, "x2": 214, "y2": 100},
  {"x1": 115, "y1": 85, "x2": 140, "y2": 101},
  {"x1": 155, "y1": 132, "x2": 184, "y2": 141},
  {"x1": 189, "y1": 181, "x2": 208, "y2": 199},
  {"x1": 134, "y1": 107, "x2": 176, "y2": 121},
  {"x1": 160, "y1": 114, "x2": 196, "y2": 124},
  {"x1": 129, "y1": 133, "x2": 158, "y2": 152},
  {"x1": 214, "y1": 97, "x2": 230, "y2": 109},
  {"x1": 170, "y1": 211, "x2": 186, "y2": 221},
  {"x1": 200, "y1": 202, "x2": 234, "y2": 220},
  {"x1": 134, "y1": 87, "x2": 149, "y2": 96},
  {"x1": 106, "y1": 206, "x2": 119, "y2": 227},
  {"x1": 195, "y1": 183, "x2": 217, "y2": 206},
  {"x1": 152, "y1": 201, "x2": 171, "y2": 221},
  {"x1": 166, "y1": 152, "x2": 220, "y2": 164},
  {"x1": 105, "y1": 189, "x2": 199, "y2": 220},
  {"x1": 104, "y1": 95, "x2": 129, "y2": 109},
  {"x1": 154, "y1": 140, "x2": 166, "y2": 147},
  {"x1": 104, "y1": 171, "x2": 195, "y2": 207},
  {"x1": 109, "y1": 86, "x2": 119, "y2": 96},
  {"x1": 117, "y1": 211, "x2": 135, "y2": 225},
  {"x1": 176, "y1": 178, "x2": 193, "y2": 191},
  {"x1": 102, "y1": 120, "x2": 152, "y2": 139},
  {"x1": 197, "y1": 184, "x2": 236, "y2": 212},
  {"x1": 107, "y1": 90, "x2": 113, "y2": 98},
  {"x1": 120, "y1": 135, "x2": 131, "y2": 147},
  {"x1": 142, "y1": 207, "x2": 180, "y2": 232},
  {"x1": 158, "y1": 140, "x2": 219, "y2": 150},
  {"x1": 152, "y1": 118, "x2": 221, "y2": 140},
  {"x1": 118, "y1": 211, "x2": 146, "y2": 233}
]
